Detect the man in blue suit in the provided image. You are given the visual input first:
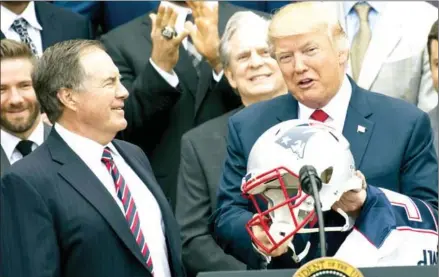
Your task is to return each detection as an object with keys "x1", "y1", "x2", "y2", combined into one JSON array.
[
  {"x1": 210, "y1": 2, "x2": 438, "y2": 269},
  {"x1": 1, "y1": 40, "x2": 185, "y2": 277}
]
